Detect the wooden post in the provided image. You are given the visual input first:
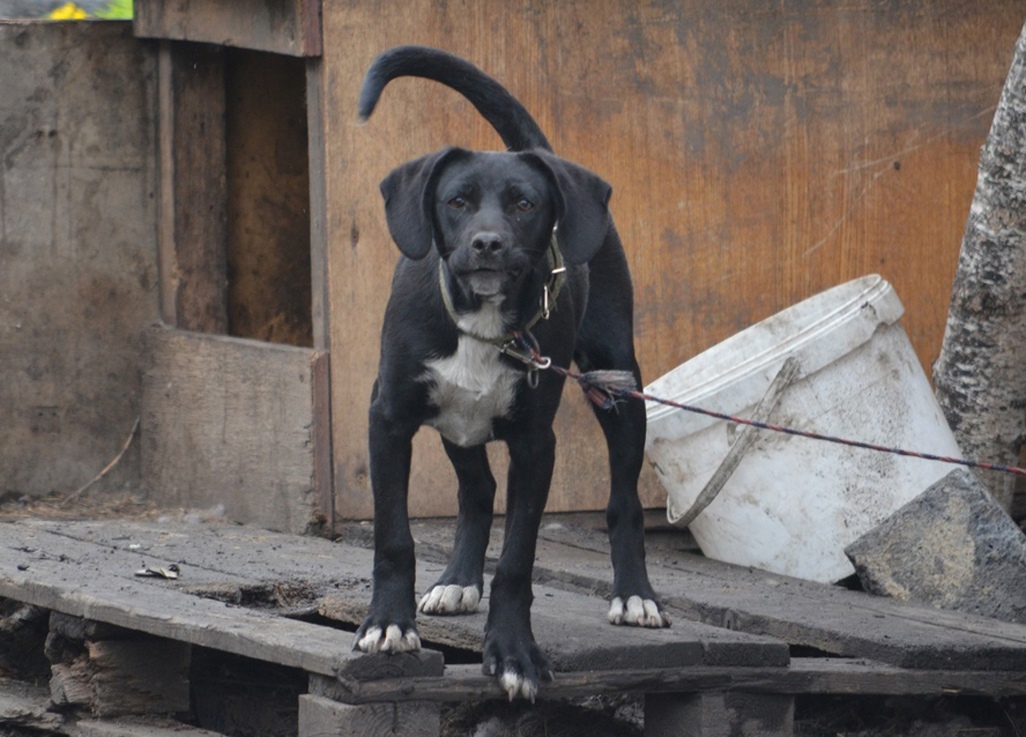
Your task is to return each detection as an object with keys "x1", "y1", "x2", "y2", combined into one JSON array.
[
  {"x1": 157, "y1": 40, "x2": 228, "y2": 332},
  {"x1": 302, "y1": 652, "x2": 445, "y2": 737},
  {"x1": 46, "y1": 614, "x2": 191, "y2": 718},
  {"x1": 298, "y1": 695, "x2": 440, "y2": 737},
  {"x1": 645, "y1": 691, "x2": 794, "y2": 737}
]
